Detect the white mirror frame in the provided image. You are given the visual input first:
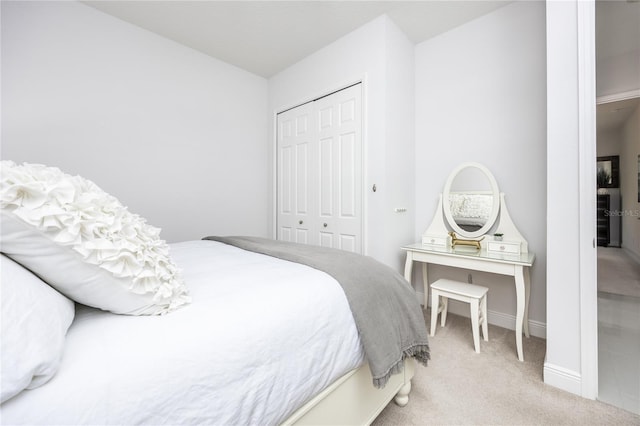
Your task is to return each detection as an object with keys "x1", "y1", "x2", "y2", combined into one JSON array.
[{"x1": 442, "y1": 162, "x2": 500, "y2": 239}]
